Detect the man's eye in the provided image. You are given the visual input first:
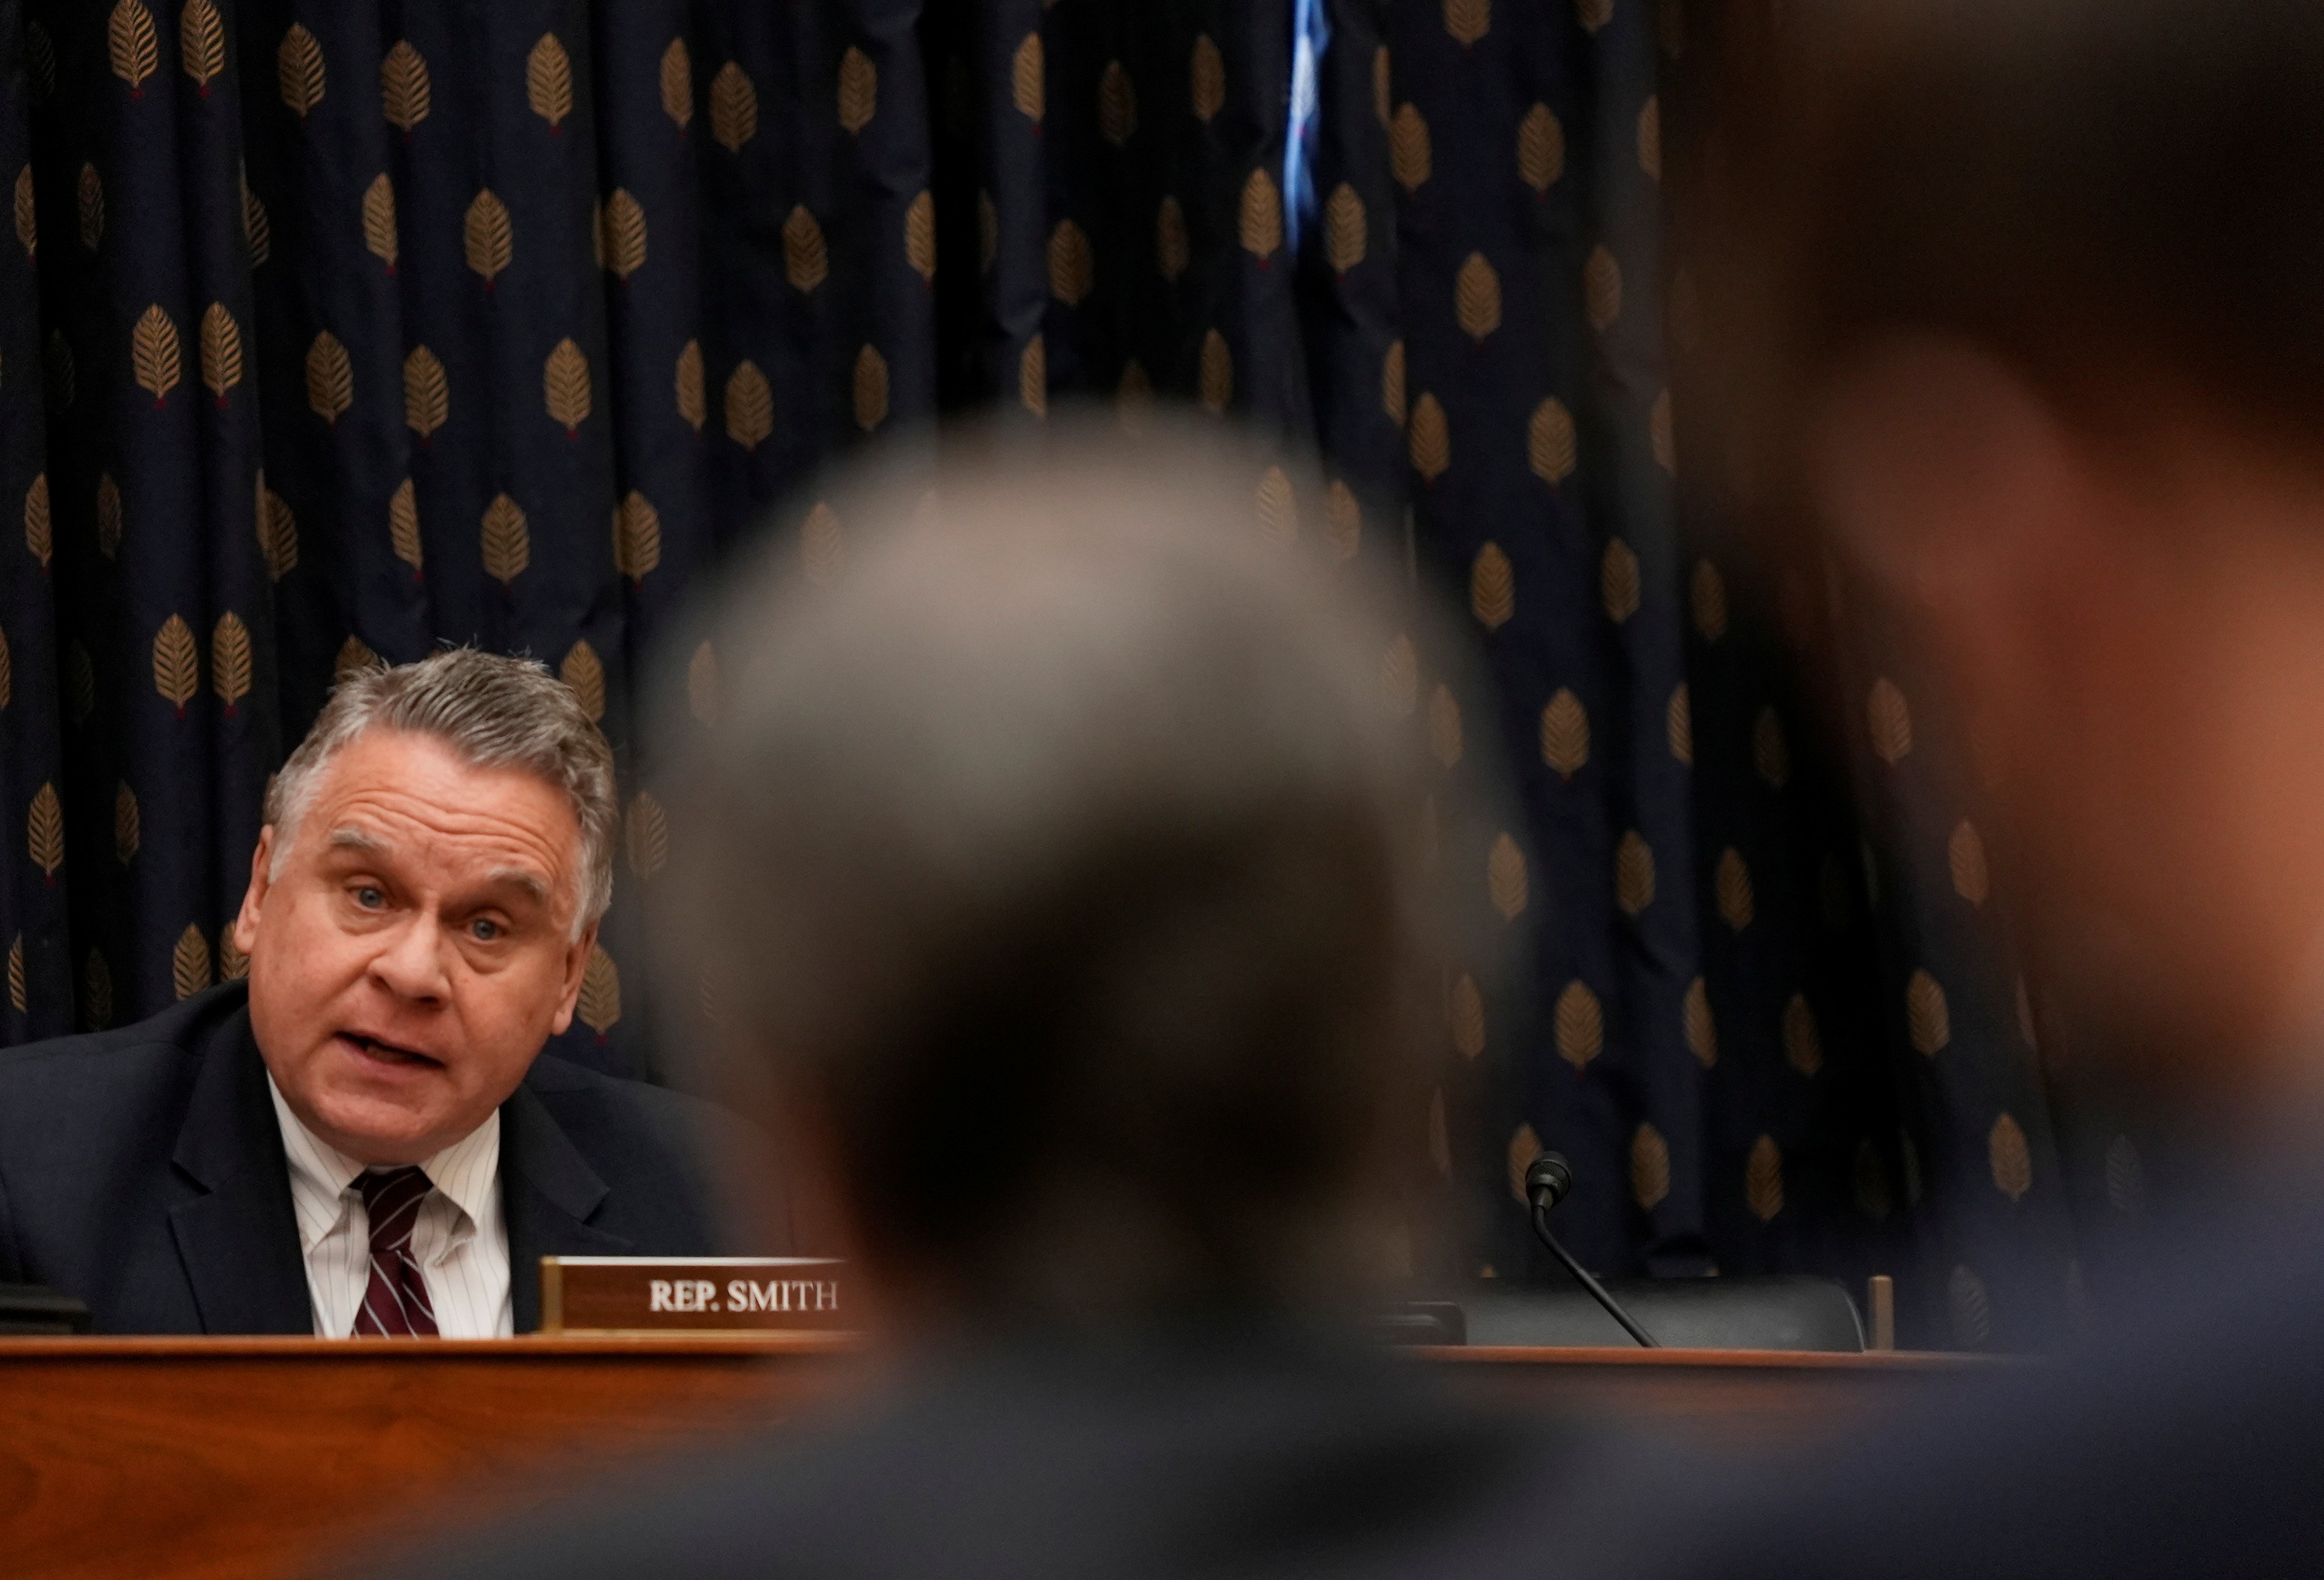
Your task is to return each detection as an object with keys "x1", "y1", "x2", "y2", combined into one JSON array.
[
  {"x1": 355, "y1": 887, "x2": 384, "y2": 908},
  {"x1": 470, "y1": 919, "x2": 501, "y2": 941}
]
